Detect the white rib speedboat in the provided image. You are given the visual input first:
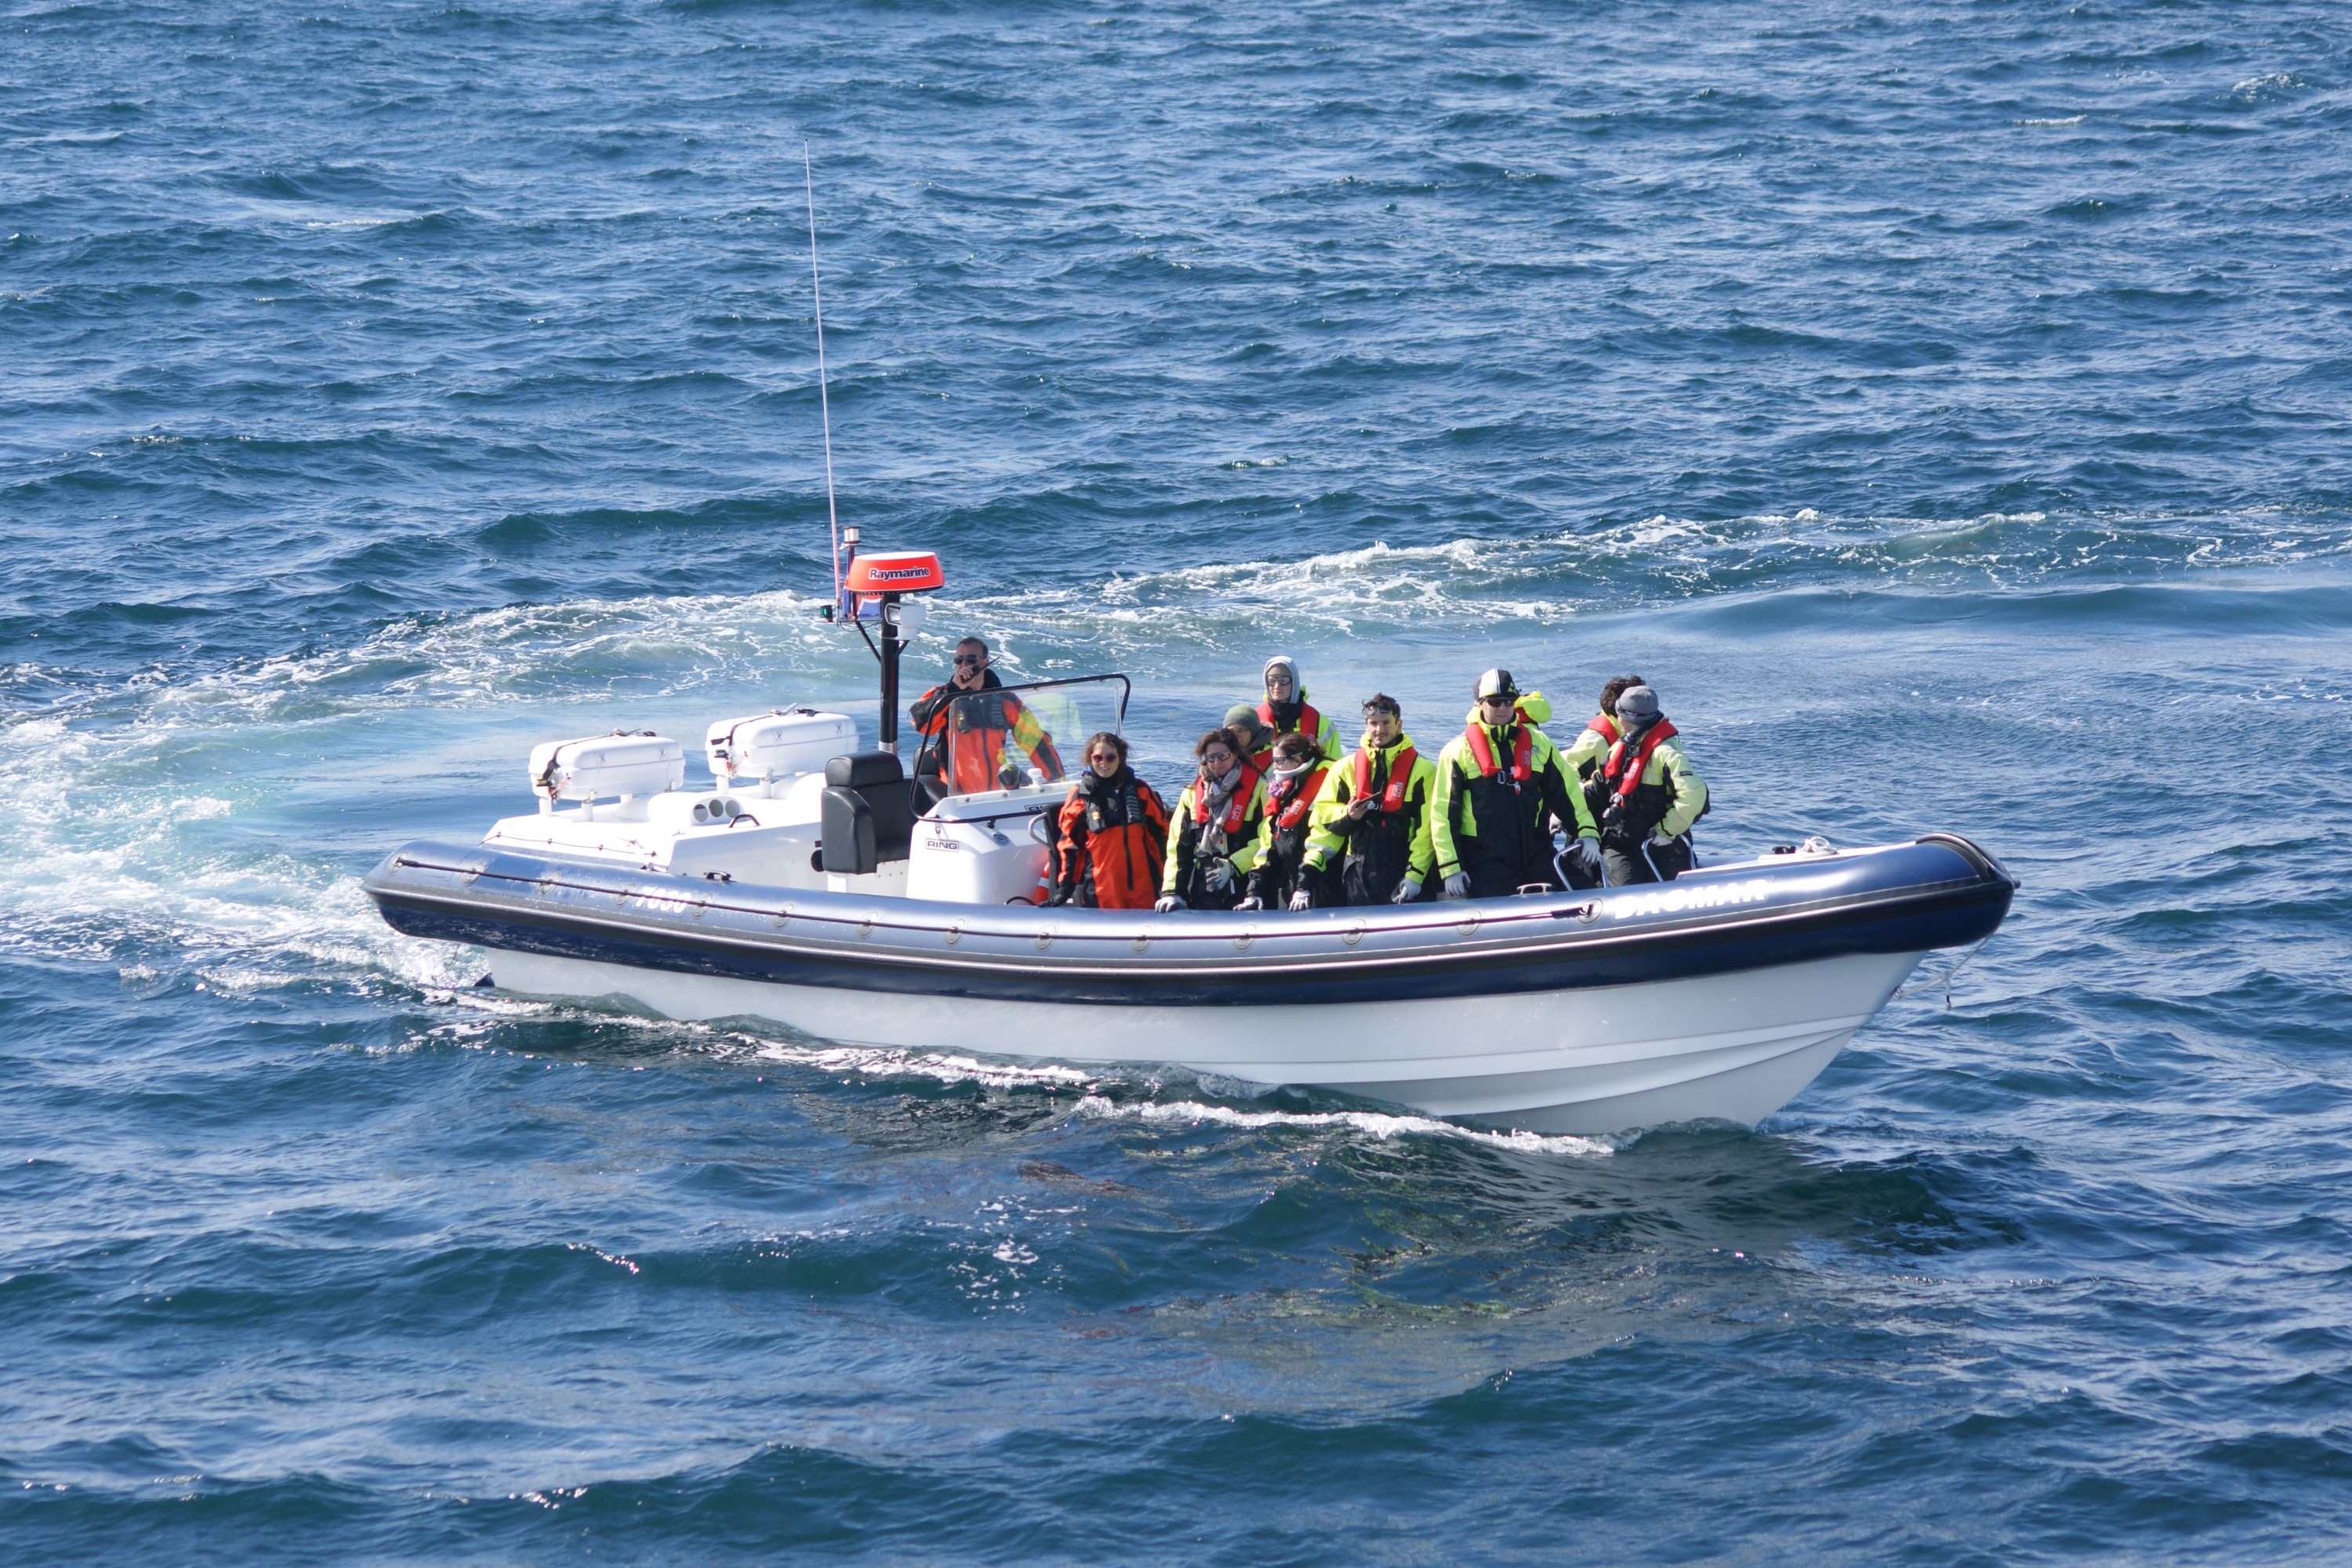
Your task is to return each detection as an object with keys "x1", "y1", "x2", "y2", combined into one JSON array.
[{"x1": 365, "y1": 550, "x2": 2014, "y2": 1135}]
